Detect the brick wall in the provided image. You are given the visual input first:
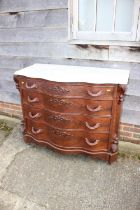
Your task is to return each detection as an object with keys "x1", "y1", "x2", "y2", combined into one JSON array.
[
  {"x1": 0, "y1": 101, "x2": 140, "y2": 144},
  {"x1": 120, "y1": 123, "x2": 140, "y2": 144},
  {"x1": 0, "y1": 101, "x2": 22, "y2": 118}
]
